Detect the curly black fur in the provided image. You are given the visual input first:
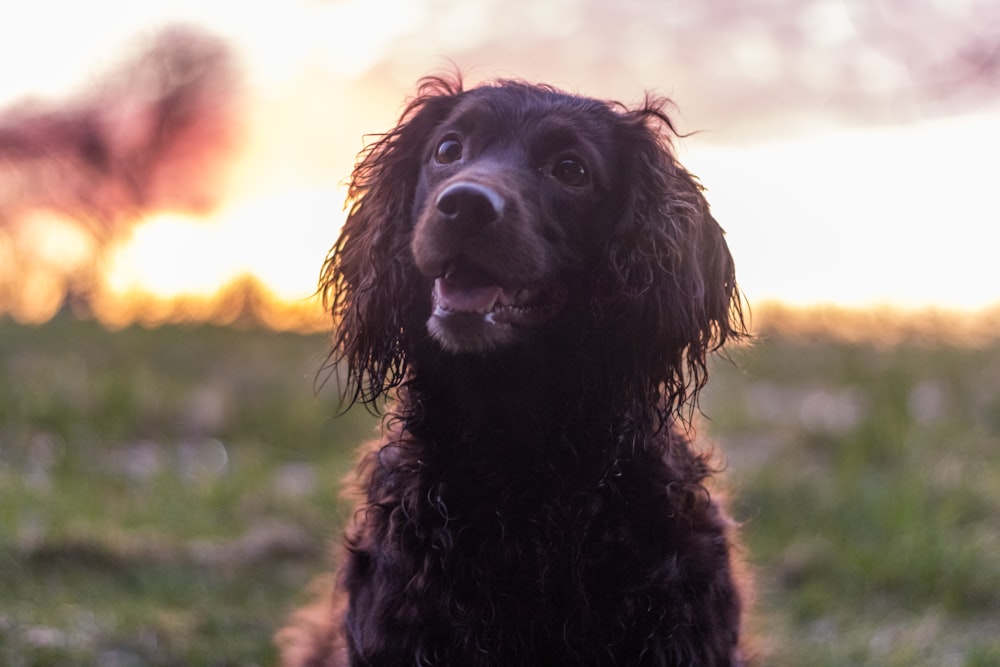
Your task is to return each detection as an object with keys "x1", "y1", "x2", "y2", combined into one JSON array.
[{"x1": 279, "y1": 75, "x2": 750, "y2": 666}]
